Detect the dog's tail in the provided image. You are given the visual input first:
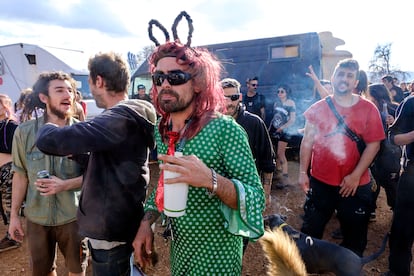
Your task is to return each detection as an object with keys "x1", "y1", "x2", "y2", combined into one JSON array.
[
  {"x1": 361, "y1": 232, "x2": 389, "y2": 264},
  {"x1": 259, "y1": 228, "x2": 307, "y2": 276}
]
